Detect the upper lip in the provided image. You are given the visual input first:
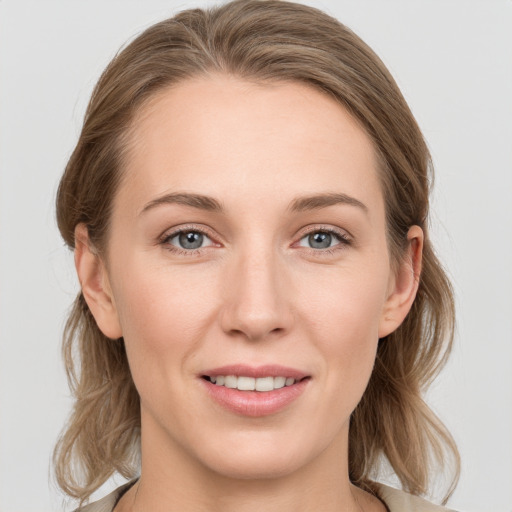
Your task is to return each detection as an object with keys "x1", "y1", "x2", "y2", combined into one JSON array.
[{"x1": 201, "y1": 364, "x2": 309, "y2": 380}]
